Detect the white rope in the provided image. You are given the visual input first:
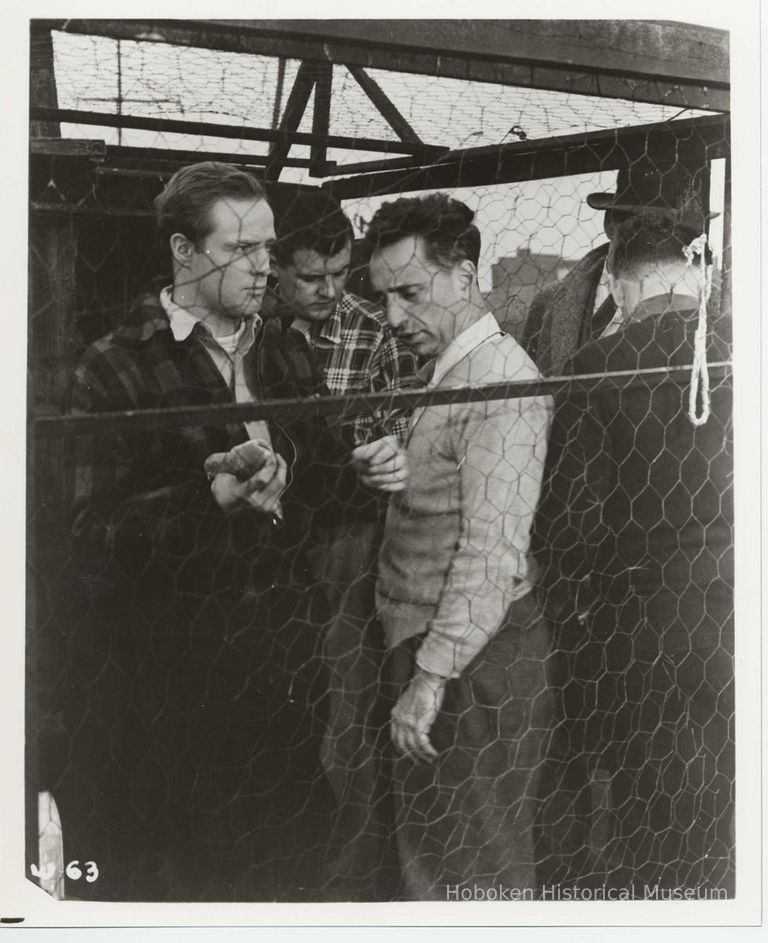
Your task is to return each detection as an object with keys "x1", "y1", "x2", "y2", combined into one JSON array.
[{"x1": 682, "y1": 233, "x2": 712, "y2": 426}]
